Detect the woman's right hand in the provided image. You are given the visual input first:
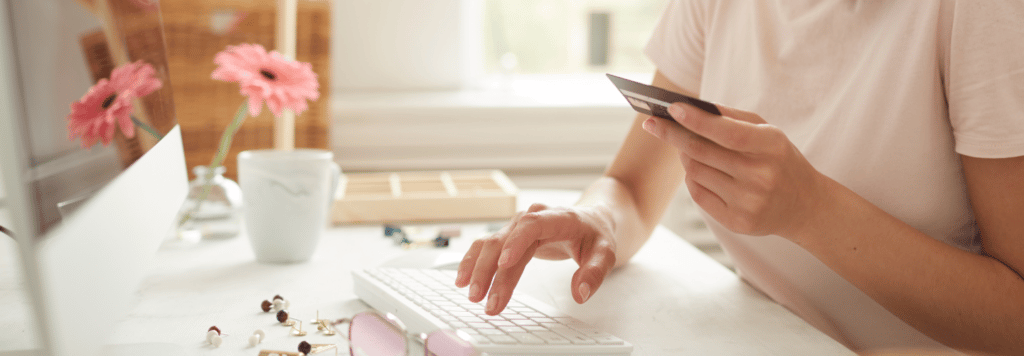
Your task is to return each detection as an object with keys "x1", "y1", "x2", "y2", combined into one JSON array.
[{"x1": 454, "y1": 202, "x2": 619, "y2": 315}]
